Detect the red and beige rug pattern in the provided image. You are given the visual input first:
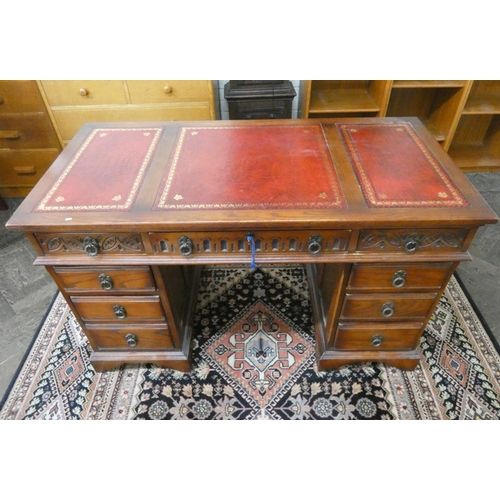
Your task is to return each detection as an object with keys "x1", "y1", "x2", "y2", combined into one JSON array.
[{"x1": 1, "y1": 265, "x2": 500, "y2": 420}]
